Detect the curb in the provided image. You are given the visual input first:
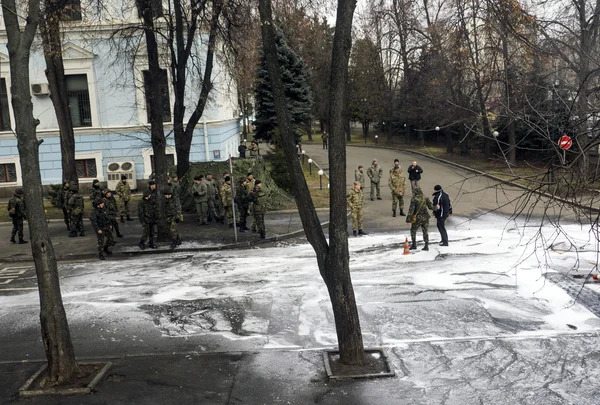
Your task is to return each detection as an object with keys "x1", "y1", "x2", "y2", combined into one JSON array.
[{"x1": 346, "y1": 143, "x2": 600, "y2": 215}]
